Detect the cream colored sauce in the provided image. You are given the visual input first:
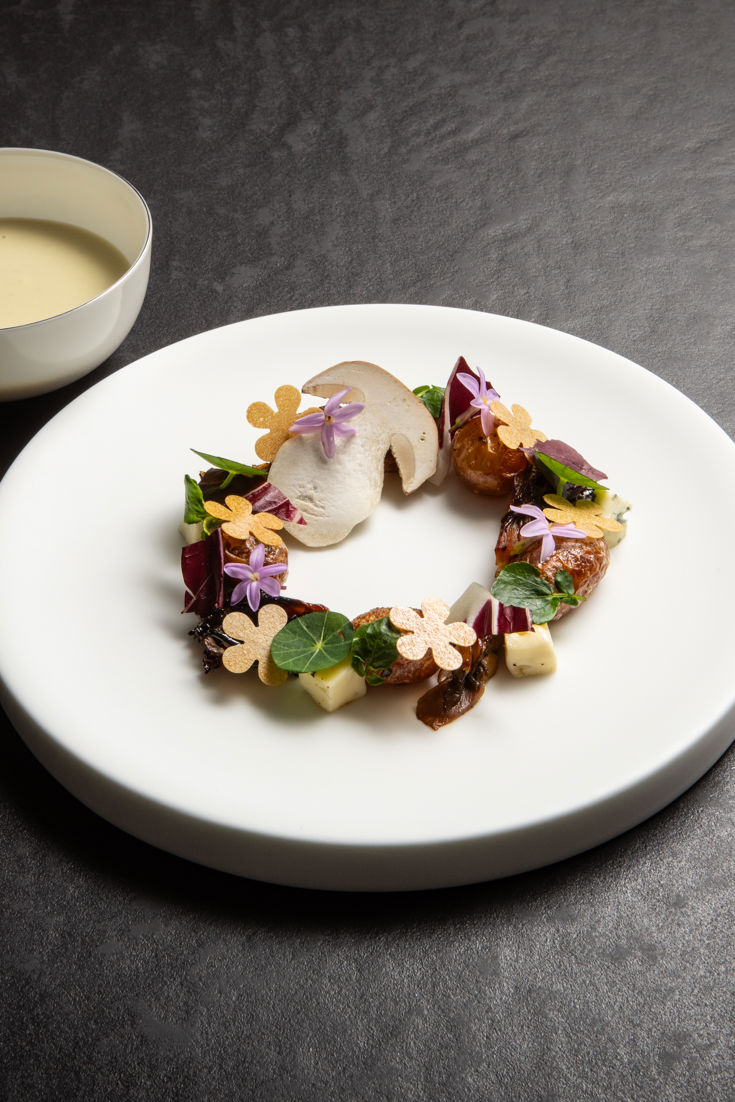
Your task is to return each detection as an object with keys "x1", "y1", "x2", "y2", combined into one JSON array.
[{"x1": 0, "y1": 218, "x2": 129, "y2": 328}]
